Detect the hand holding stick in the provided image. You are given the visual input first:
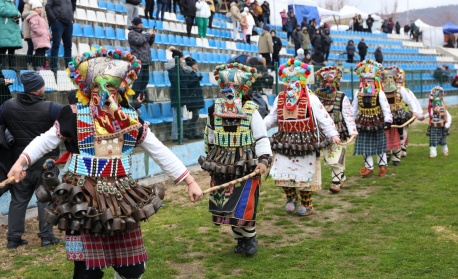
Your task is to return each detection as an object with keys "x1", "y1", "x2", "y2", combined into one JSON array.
[
  {"x1": 0, "y1": 177, "x2": 15, "y2": 189},
  {"x1": 203, "y1": 169, "x2": 260, "y2": 195}
]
